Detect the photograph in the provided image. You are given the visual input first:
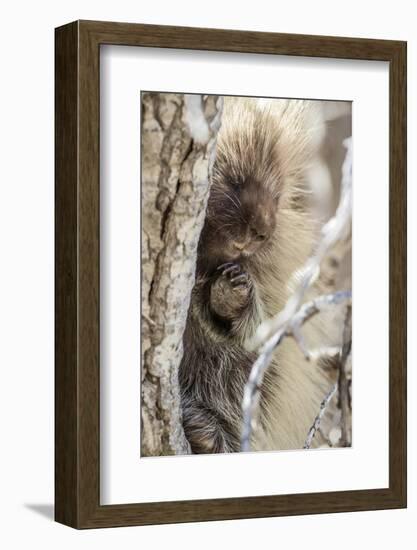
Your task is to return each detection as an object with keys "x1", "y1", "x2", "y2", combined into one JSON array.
[{"x1": 141, "y1": 92, "x2": 353, "y2": 456}]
